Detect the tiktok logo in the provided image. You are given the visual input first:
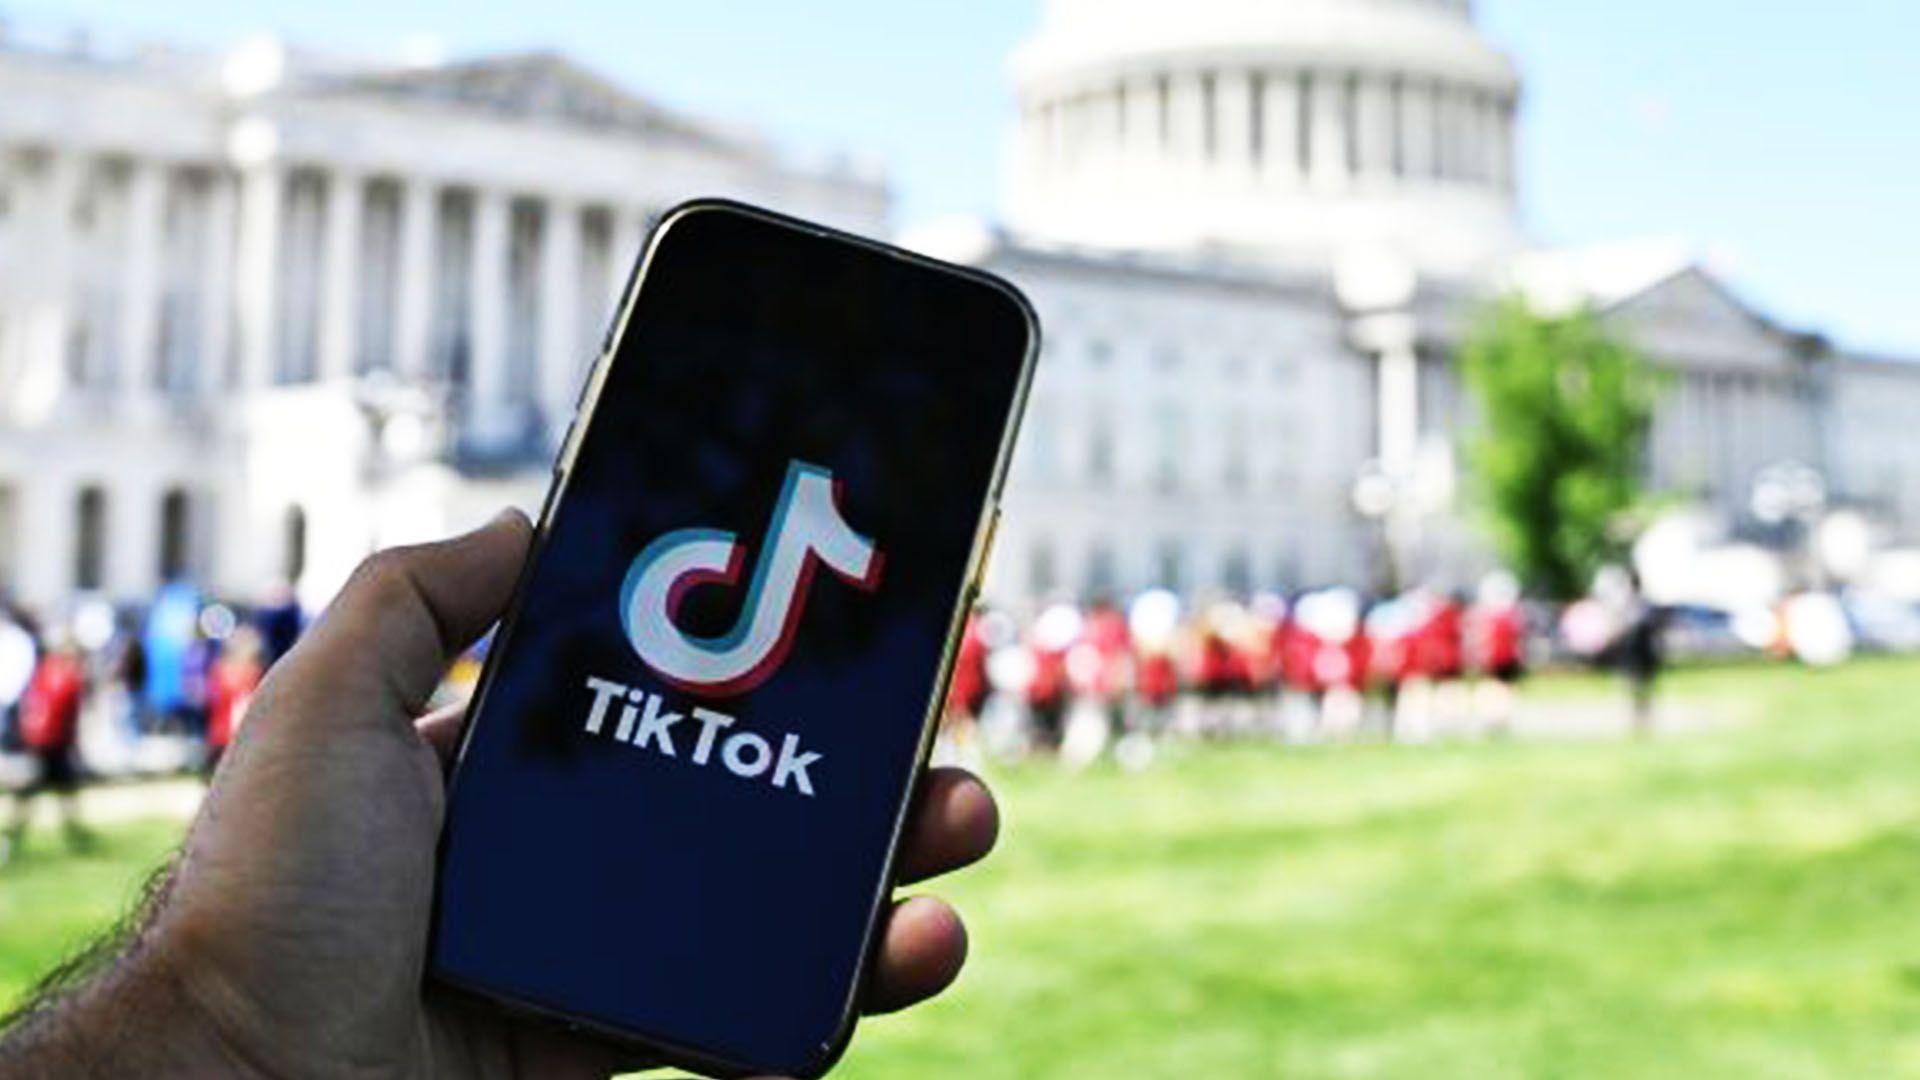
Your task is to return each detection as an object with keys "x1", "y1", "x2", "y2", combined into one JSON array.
[{"x1": 618, "y1": 460, "x2": 883, "y2": 696}]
